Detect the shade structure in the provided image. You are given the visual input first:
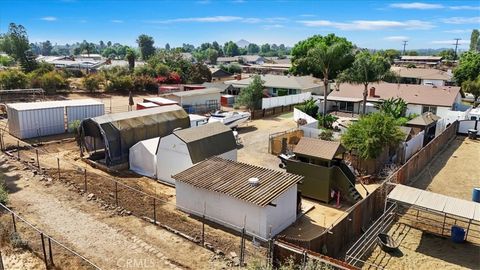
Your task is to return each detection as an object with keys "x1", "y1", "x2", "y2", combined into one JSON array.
[{"x1": 129, "y1": 137, "x2": 159, "y2": 178}]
